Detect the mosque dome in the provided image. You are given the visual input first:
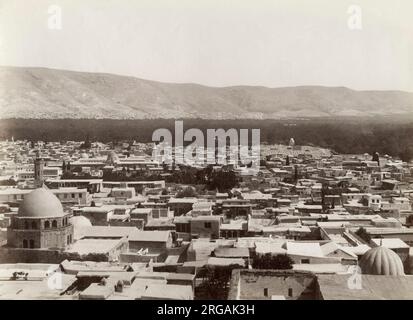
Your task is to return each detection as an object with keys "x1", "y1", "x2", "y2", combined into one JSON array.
[
  {"x1": 69, "y1": 215, "x2": 92, "y2": 228},
  {"x1": 80, "y1": 152, "x2": 89, "y2": 159},
  {"x1": 359, "y1": 246, "x2": 405, "y2": 276},
  {"x1": 18, "y1": 188, "x2": 64, "y2": 218}
]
